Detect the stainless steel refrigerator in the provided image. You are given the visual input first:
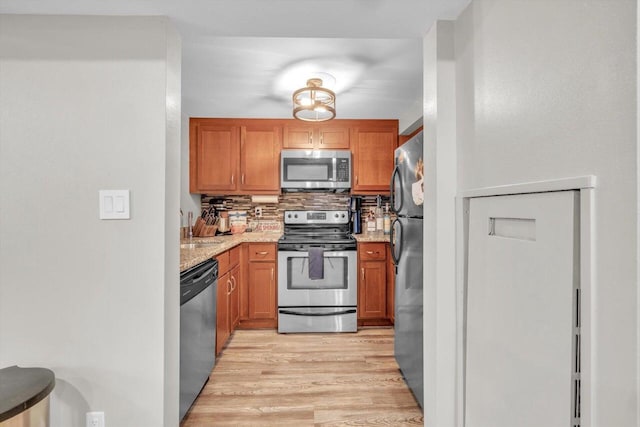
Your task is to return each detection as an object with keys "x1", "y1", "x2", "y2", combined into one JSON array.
[{"x1": 390, "y1": 131, "x2": 423, "y2": 409}]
